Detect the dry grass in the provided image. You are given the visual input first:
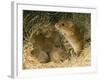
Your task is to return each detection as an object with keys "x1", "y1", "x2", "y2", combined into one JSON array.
[
  {"x1": 23, "y1": 42, "x2": 91, "y2": 69},
  {"x1": 23, "y1": 11, "x2": 91, "y2": 69}
]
